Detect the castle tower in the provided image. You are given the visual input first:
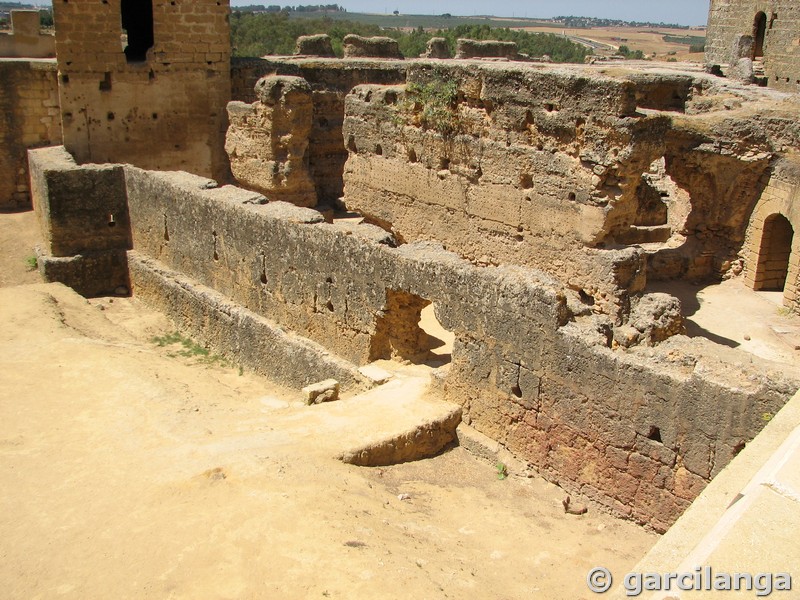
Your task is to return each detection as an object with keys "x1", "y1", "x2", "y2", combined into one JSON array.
[
  {"x1": 53, "y1": 0, "x2": 232, "y2": 181},
  {"x1": 706, "y1": 0, "x2": 800, "y2": 93}
]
